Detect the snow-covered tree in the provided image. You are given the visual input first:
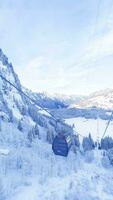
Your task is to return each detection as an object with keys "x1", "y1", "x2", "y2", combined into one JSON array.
[
  {"x1": 0, "y1": 180, "x2": 6, "y2": 200},
  {"x1": 74, "y1": 134, "x2": 80, "y2": 147},
  {"x1": 8, "y1": 109, "x2": 13, "y2": 123},
  {"x1": 0, "y1": 117, "x2": 2, "y2": 132},
  {"x1": 14, "y1": 98, "x2": 27, "y2": 116},
  {"x1": 101, "y1": 136, "x2": 113, "y2": 150},
  {"x1": 34, "y1": 124, "x2": 40, "y2": 139},
  {"x1": 27, "y1": 124, "x2": 40, "y2": 143},
  {"x1": 46, "y1": 127, "x2": 54, "y2": 144},
  {"x1": 17, "y1": 119, "x2": 23, "y2": 131},
  {"x1": 28, "y1": 105, "x2": 47, "y2": 128},
  {"x1": 82, "y1": 133, "x2": 94, "y2": 151},
  {"x1": 28, "y1": 128, "x2": 34, "y2": 143},
  {"x1": 107, "y1": 148, "x2": 113, "y2": 166}
]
